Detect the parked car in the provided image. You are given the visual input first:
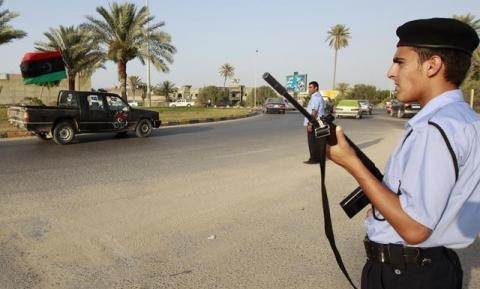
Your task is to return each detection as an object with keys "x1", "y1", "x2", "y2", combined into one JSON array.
[
  {"x1": 358, "y1": 100, "x2": 373, "y2": 115},
  {"x1": 389, "y1": 99, "x2": 421, "y2": 118},
  {"x1": 263, "y1": 98, "x2": 286, "y2": 114},
  {"x1": 7, "y1": 90, "x2": 161, "y2": 144},
  {"x1": 335, "y1": 99, "x2": 362, "y2": 119},
  {"x1": 169, "y1": 99, "x2": 195, "y2": 107}
]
